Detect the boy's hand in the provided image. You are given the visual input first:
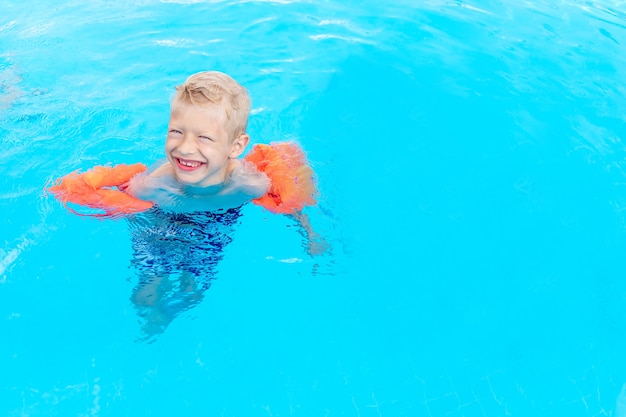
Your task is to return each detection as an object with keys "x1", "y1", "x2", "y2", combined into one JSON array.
[{"x1": 117, "y1": 181, "x2": 130, "y2": 192}]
